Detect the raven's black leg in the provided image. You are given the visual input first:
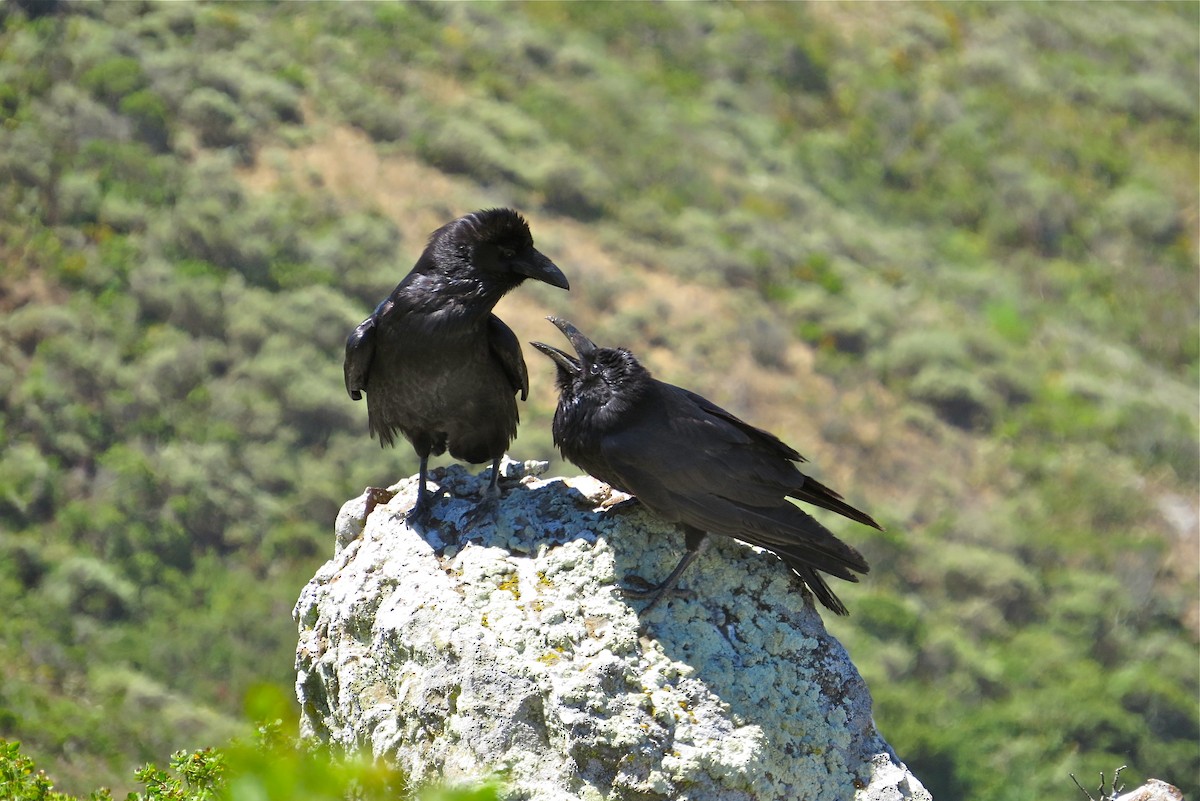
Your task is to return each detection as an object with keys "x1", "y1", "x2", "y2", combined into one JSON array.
[
  {"x1": 462, "y1": 457, "x2": 503, "y2": 528},
  {"x1": 623, "y1": 529, "x2": 710, "y2": 615},
  {"x1": 408, "y1": 454, "x2": 432, "y2": 522},
  {"x1": 484, "y1": 456, "x2": 502, "y2": 501}
]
